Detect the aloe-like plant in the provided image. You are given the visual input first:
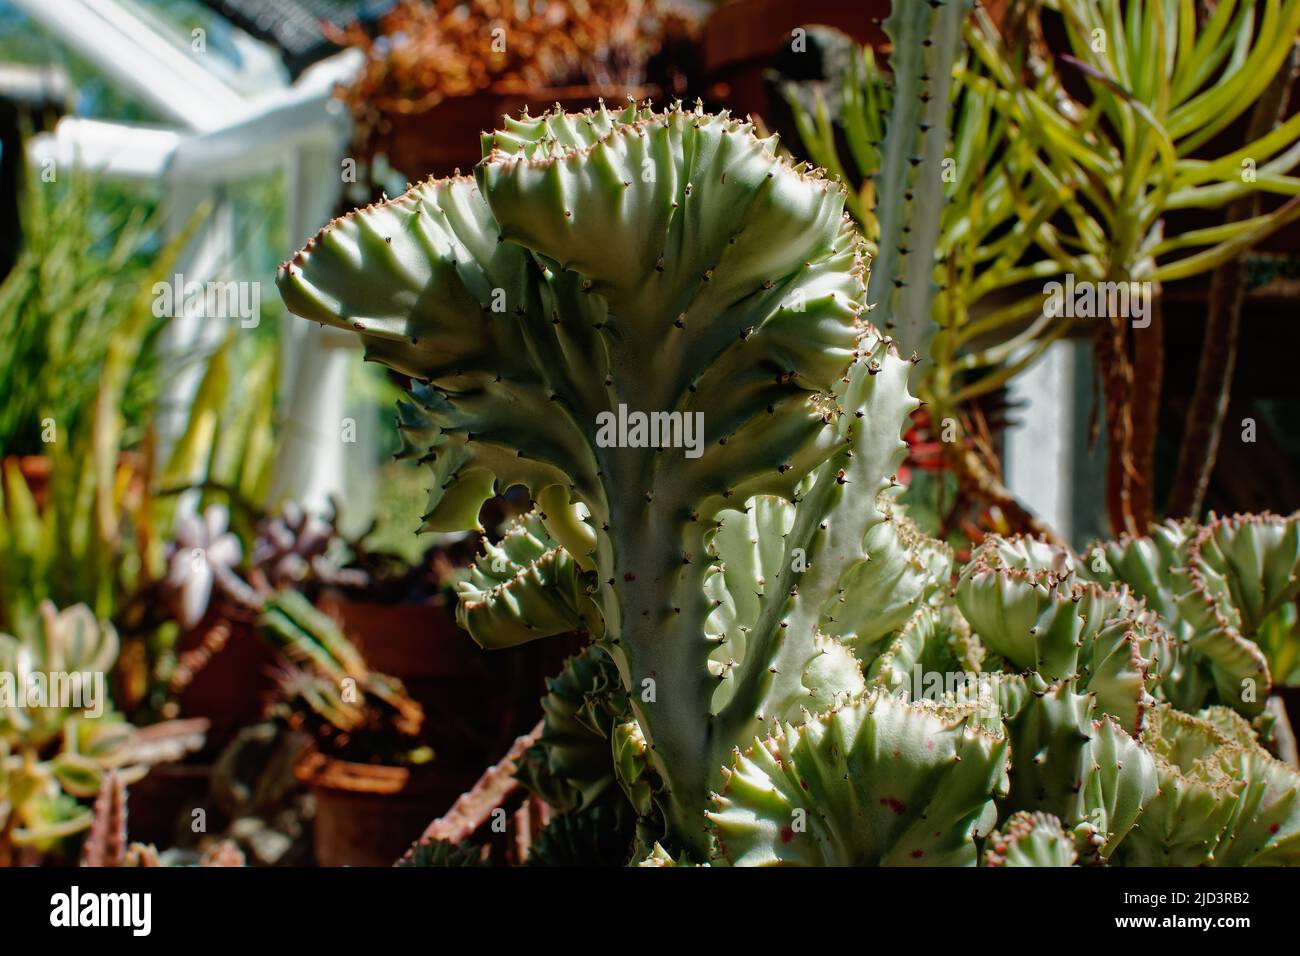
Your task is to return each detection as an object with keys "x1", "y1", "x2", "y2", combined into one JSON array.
[
  {"x1": 0, "y1": 201, "x2": 203, "y2": 642},
  {"x1": 278, "y1": 91, "x2": 1300, "y2": 865},
  {"x1": 261, "y1": 589, "x2": 428, "y2": 766}
]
